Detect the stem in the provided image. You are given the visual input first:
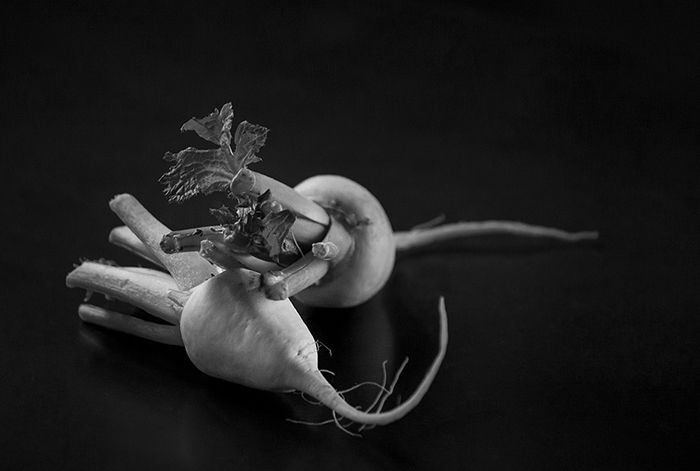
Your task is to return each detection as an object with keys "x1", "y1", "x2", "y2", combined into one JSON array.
[
  {"x1": 161, "y1": 227, "x2": 281, "y2": 273},
  {"x1": 160, "y1": 226, "x2": 226, "y2": 253},
  {"x1": 198, "y1": 240, "x2": 246, "y2": 271},
  {"x1": 394, "y1": 220, "x2": 599, "y2": 252},
  {"x1": 109, "y1": 226, "x2": 165, "y2": 268},
  {"x1": 234, "y1": 254, "x2": 283, "y2": 273},
  {"x1": 197, "y1": 240, "x2": 281, "y2": 287},
  {"x1": 109, "y1": 194, "x2": 217, "y2": 290},
  {"x1": 302, "y1": 297, "x2": 448, "y2": 425},
  {"x1": 78, "y1": 304, "x2": 184, "y2": 346},
  {"x1": 66, "y1": 261, "x2": 183, "y2": 324},
  {"x1": 119, "y1": 266, "x2": 182, "y2": 284},
  {"x1": 262, "y1": 252, "x2": 331, "y2": 301},
  {"x1": 231, "y1": 169, "x2": 329, "y2": 243},
  {"x1": 260, "y1": 216, "x2": 353, "y2": 300}
]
